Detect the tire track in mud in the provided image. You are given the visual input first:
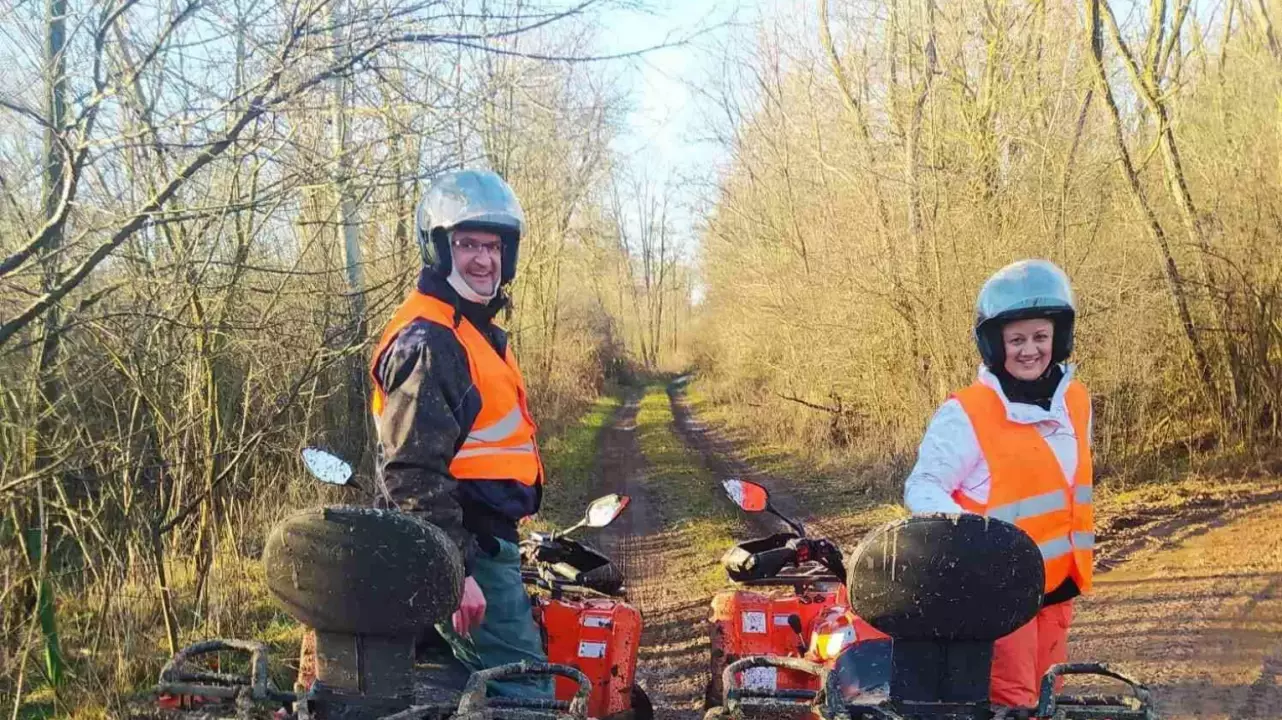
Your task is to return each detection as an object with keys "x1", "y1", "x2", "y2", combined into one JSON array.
[
  {"x1": 591, "y1": 391, "x2": 712, "y2": 720},
  {"x1": 1094, "y1": 487, "x2": 1282, "y2": 573},
  {"x1": 593, "y1": 383, "x2": 830, "y2": 719}
]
